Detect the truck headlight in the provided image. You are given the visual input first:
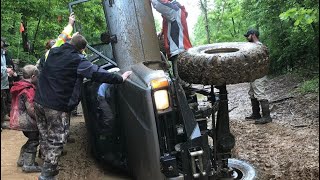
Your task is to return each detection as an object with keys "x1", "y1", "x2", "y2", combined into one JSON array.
[
  {"x1": 151, "y1": 77, "x2": 170, "y2": 111},
  {"x1": 151, "y1": 77, "x2": 169, "y2": 89},
  {"x1": 154, "y1": 90, "x2": 170, "y2": 110}
]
